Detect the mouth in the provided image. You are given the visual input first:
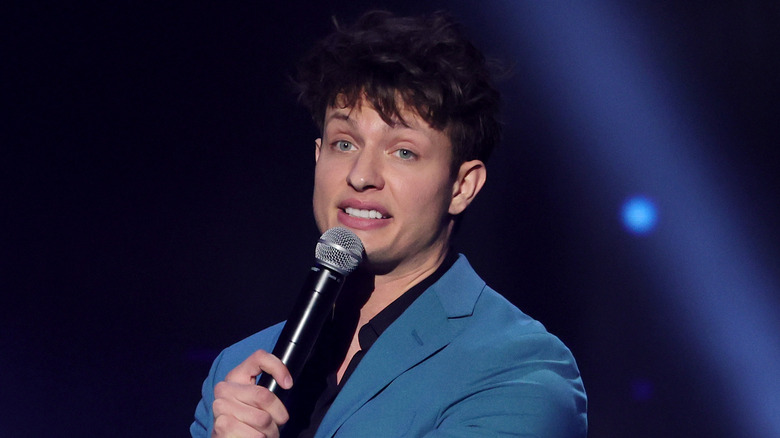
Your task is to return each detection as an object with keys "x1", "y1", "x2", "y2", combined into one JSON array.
[{"x1": 344, "y1": 207, "x2": 389, "y2": 219}]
